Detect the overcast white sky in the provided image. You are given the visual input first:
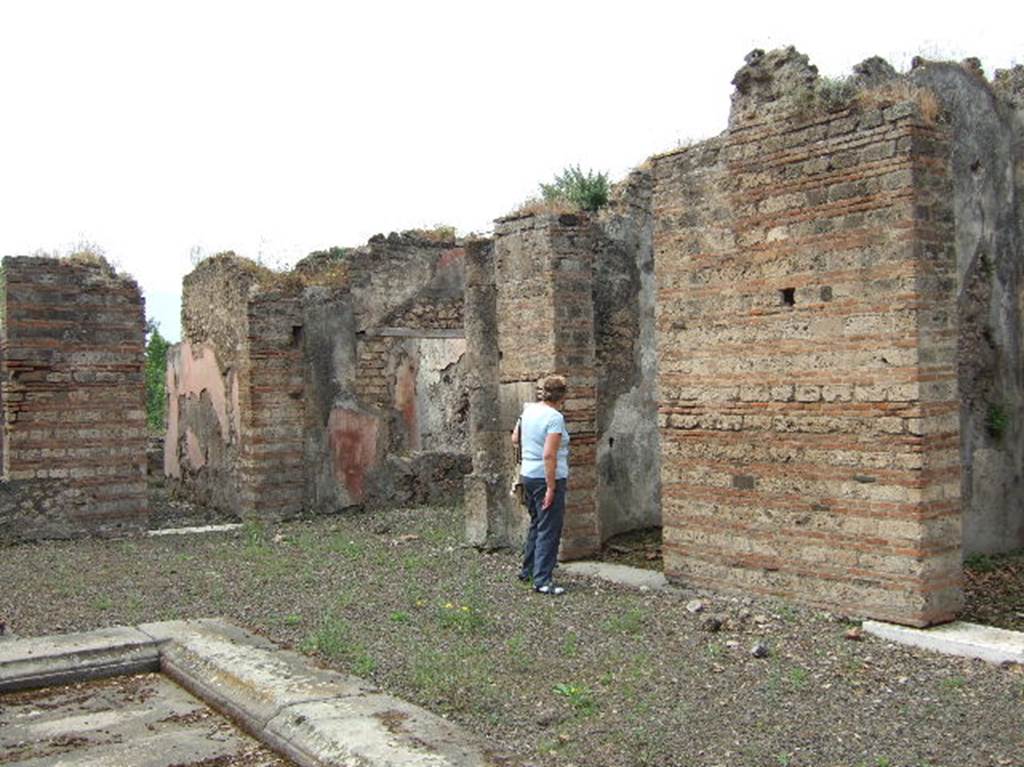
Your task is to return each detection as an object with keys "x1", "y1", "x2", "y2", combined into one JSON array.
[{"x1": 1, "y1": 1, "x2": 1020, "y2": 341}]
